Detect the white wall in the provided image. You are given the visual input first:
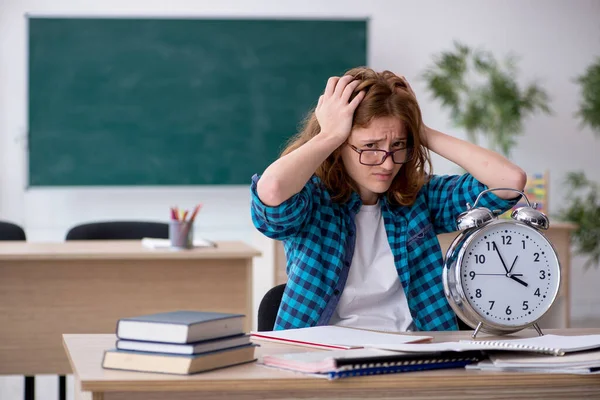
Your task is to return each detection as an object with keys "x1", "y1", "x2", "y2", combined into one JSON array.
[{"x1": 1, "y1": 0, "x2": 599, "y2": 323}]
